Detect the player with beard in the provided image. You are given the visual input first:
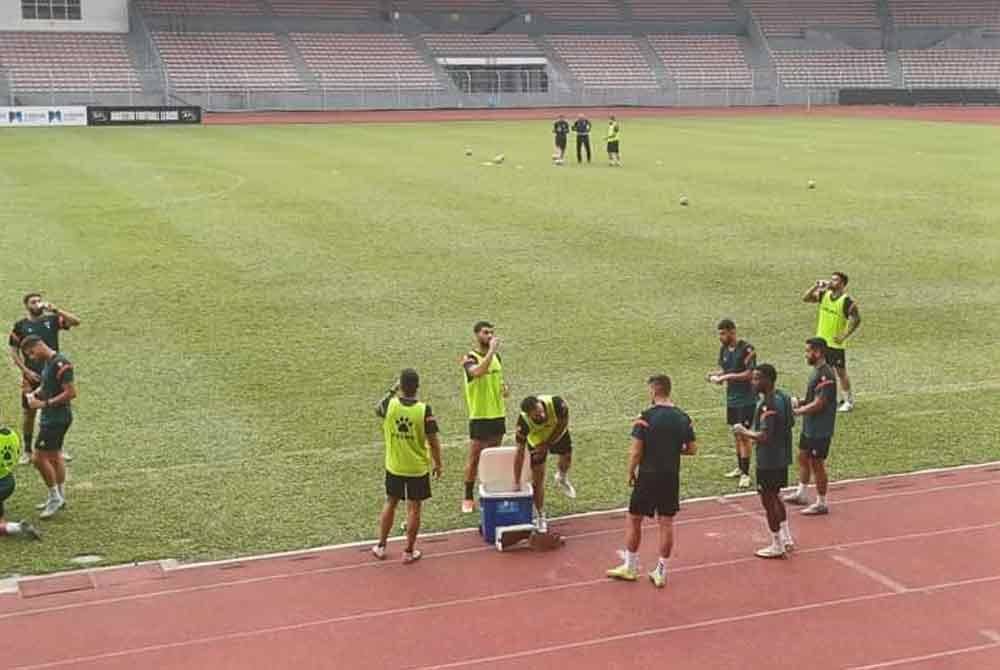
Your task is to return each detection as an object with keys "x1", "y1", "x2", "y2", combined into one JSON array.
[{"x1": 8, "y1": 293, "x2": 80, "y2": 464}]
